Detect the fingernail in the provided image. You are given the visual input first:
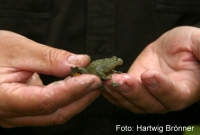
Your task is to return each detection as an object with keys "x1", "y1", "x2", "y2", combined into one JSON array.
[
  {"x1": 67, "y1": 54, "x2": 90, "y2": 65},
  {"x1": 143, "y1": 77, "x2": 158, "y2": 89}
]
